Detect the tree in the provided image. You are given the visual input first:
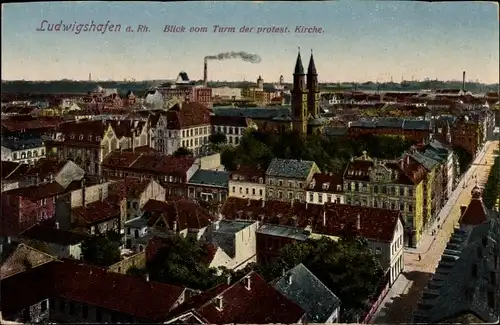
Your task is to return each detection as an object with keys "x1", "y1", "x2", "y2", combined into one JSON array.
[
  {"x1": 483, "y1": 154, "x2": 500, "y2": 209},
  {"x1": 81, "y1": 231, "x2": 121, "y2": 267},
  {"x1": 239, "y1": 237, "x2": 385, "y2": 322},
  {"x1": 209, "y1": 132, "x2": 227, "y2": 145},
  {"x1": 173, "y1": 147, "x2": 193, "y2": 157},
  {"x1": 126, "y1": 266, "x2": 147, "y2": 277},
  {"x1": 147, "y1": 235, "x2": 222, "y2": 290},
  {"x1": 453, "y1": 146, "x2": 473, "y2": 175}
]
